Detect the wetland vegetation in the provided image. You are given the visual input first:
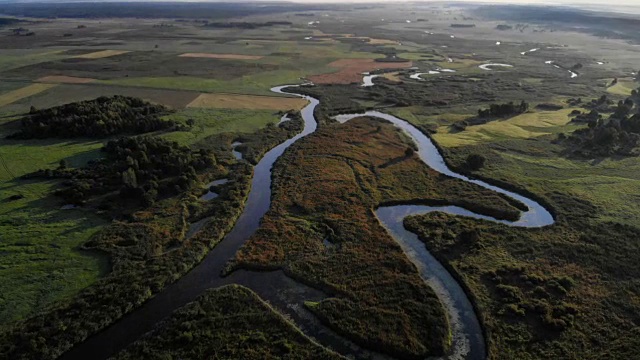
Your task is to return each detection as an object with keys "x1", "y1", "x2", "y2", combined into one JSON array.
[{"x1": 1, "y1": 1, "x2": 640, "y2": 360}]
